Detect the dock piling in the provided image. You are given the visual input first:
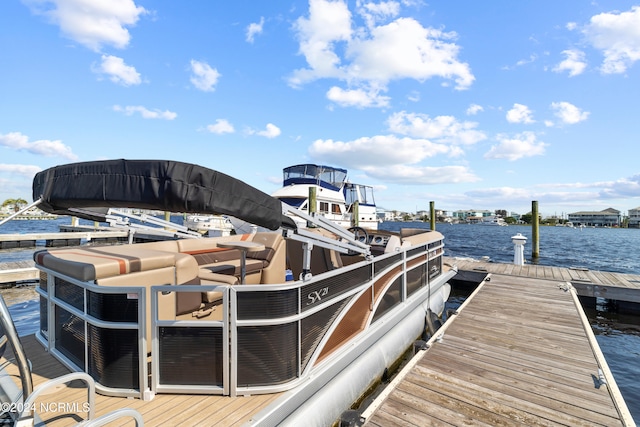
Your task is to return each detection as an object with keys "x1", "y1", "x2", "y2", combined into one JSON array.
[
  {"x1": 429, "y1": 201, "x2": 436, "y2": 231},
  {"x1": 532, "y1": 200, "x2": 540, "y2": 259}
]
